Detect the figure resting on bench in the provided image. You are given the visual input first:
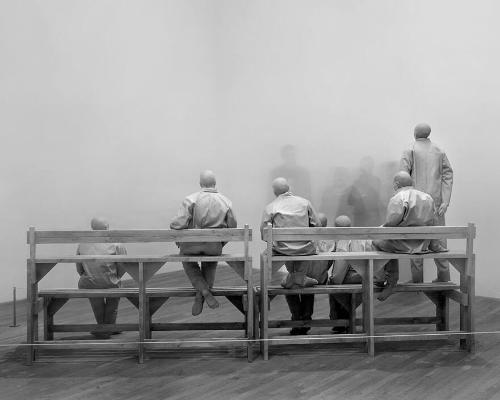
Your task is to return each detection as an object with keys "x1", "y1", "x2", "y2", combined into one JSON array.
[
  {"x1": 283, "y1": 212, "x2": 333, "y2": 335},
  {"x1": 373, "y1": 171, "x2": 447, "y2": 301},
  {"x1": 76, "y1": 217, "x2": 127, "y2": 339},
  {"x1": 171, "y1": 170, "x2": 237, "y2": 316}
]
